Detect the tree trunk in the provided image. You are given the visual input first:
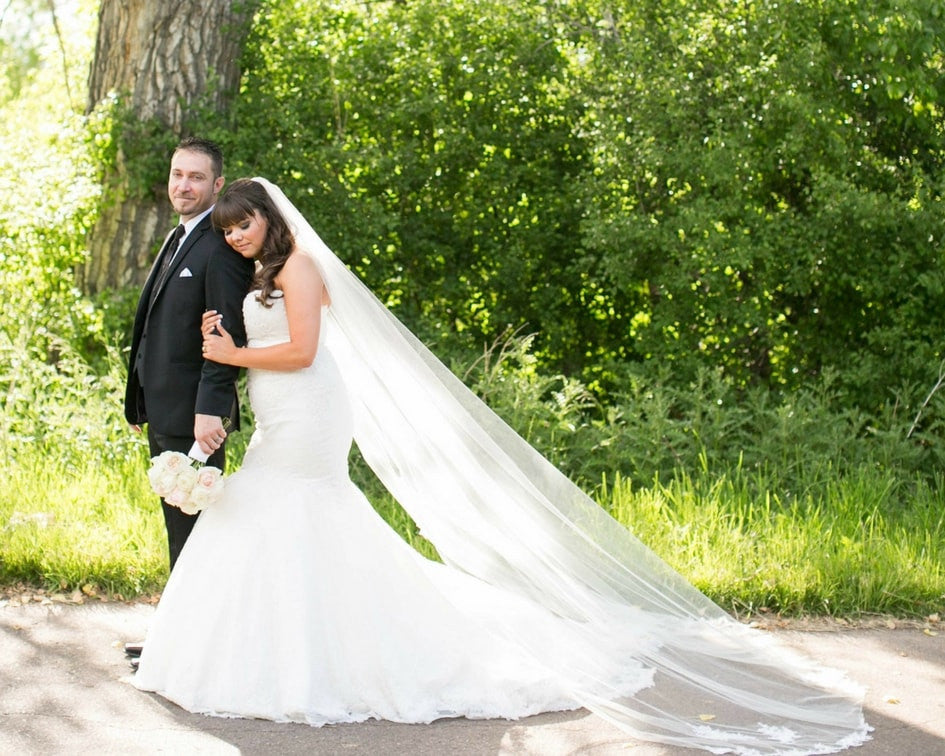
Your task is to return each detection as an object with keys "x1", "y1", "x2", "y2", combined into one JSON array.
[{"x1": 80, "y1": 0, "x2": 258, "y2": 294}]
